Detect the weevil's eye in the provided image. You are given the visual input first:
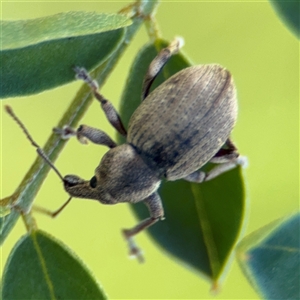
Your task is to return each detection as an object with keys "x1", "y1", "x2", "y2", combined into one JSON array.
[{"x1": 90, "y1": 176, "x2": 97, "y2": 188}]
